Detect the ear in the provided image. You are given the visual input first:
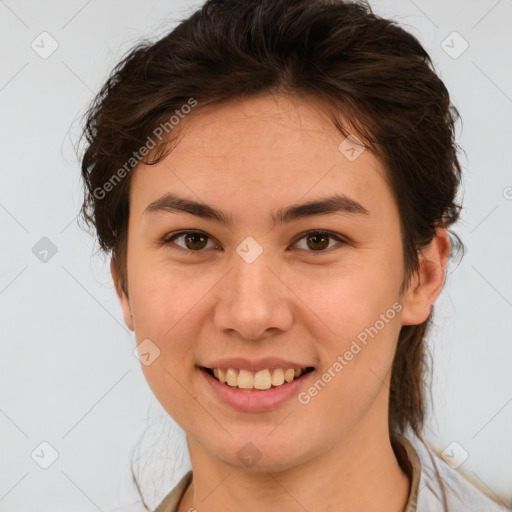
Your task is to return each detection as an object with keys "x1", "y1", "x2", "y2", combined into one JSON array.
[
  {"x1": 401, "y1": 228, "x2": 451, "y2": 326},
  {"x1": 110, "y1": 258, "x2": 134, "y2": 331}
]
